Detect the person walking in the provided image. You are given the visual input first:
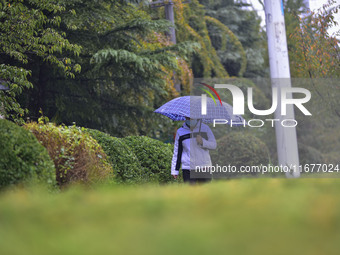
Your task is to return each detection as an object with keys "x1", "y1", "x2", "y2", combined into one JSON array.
[{"x1": 171, "y1": 117, "x2": 216, "y2": 184}]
